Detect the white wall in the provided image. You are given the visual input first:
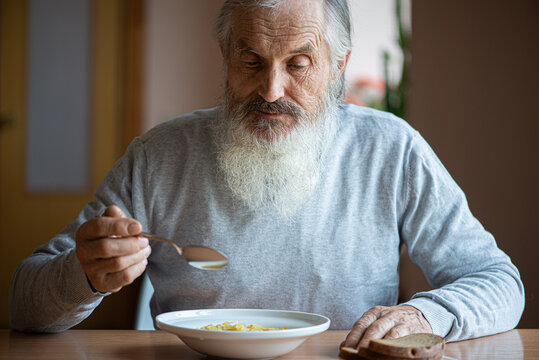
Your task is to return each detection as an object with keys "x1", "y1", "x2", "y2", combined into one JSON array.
[{"x1": 346, "y1": 0, "x2": 411, "y2": 86}]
